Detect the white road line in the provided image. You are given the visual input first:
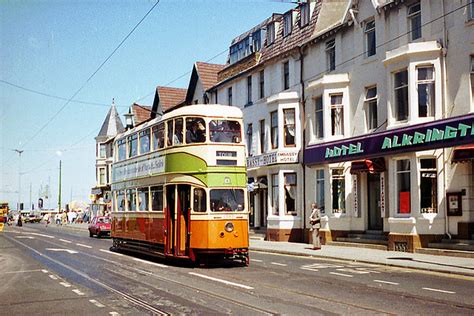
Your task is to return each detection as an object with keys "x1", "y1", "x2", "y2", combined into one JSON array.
[
  {"x1": 329, "y1": 272, "x2": 353, "y2": 278},
  {"x1": 374, "y1": 280, "x2": 399, "y2": 285},
  {"x1": 422, "y1": 287, "x2": 455, "y2": 294},
  {"x1": 189, "y1": 272, "x2": 254, "y2": 290},
  {"x1": 109, "y1": 312, "x2": 120, "y2": 316},
  {"x1": 60, "y1": 282, "x2": 71, "y2": 288},
  {"x1": 41, "y1": 269, "x2": 48, "y2": 273},
  {"x1": 16, "y1": 236, "x2": 35, "y2": 239},
  {"x1": 1, "y1": 269, "x2": 43, "y2": 274},
  {"x1": 100, "y1": 249, "x2": 123, "y2": 256},
  {"x1": 29, "y1": 233, "x2": 55, "y2": 239},
  {"x1": 49, "y1": 274, "x2": 58, "y2": 280},
  {"x1": 76, "y1": 243, "x2": 92, "y2": 249},
  {"x1": 59, "y1": 239, "x2": 72, "y2": 243},
  {"x1": 132, "y1": 258, "x2": 167, "y2": 268},
  {"x1": 89, "y1": 299, "x2": 105, "y2": 308},
  {"x1": 270, "y1": 262, "x2": 287, "y2": 267},
  {"x1": 72, "y1": 289, "x2": 85, "y2": 296},
  {"x1": 251, "y1": 259, "x2": 263, "y2": 262}
]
